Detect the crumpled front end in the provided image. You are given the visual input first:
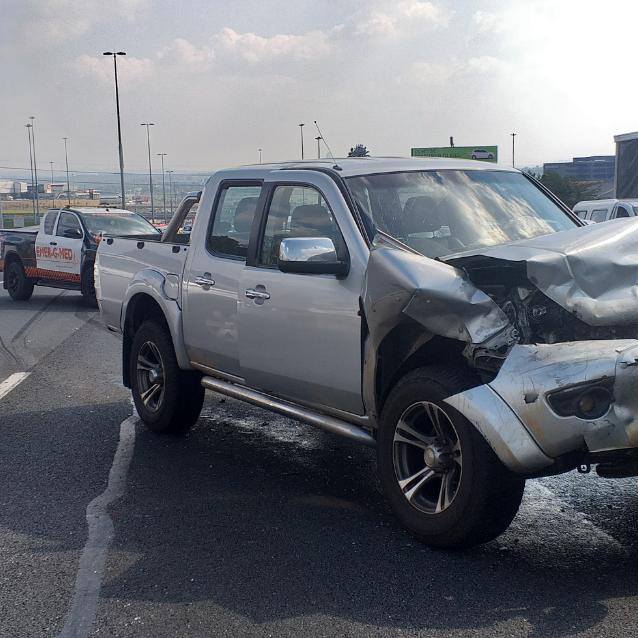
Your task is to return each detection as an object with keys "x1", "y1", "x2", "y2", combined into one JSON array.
[
  {"x1": 446, "y1": 340, "x2": 638, "y2": 473},
  {"x1": 362, "y1": 232, "x2": 638, "y2": 475}
]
